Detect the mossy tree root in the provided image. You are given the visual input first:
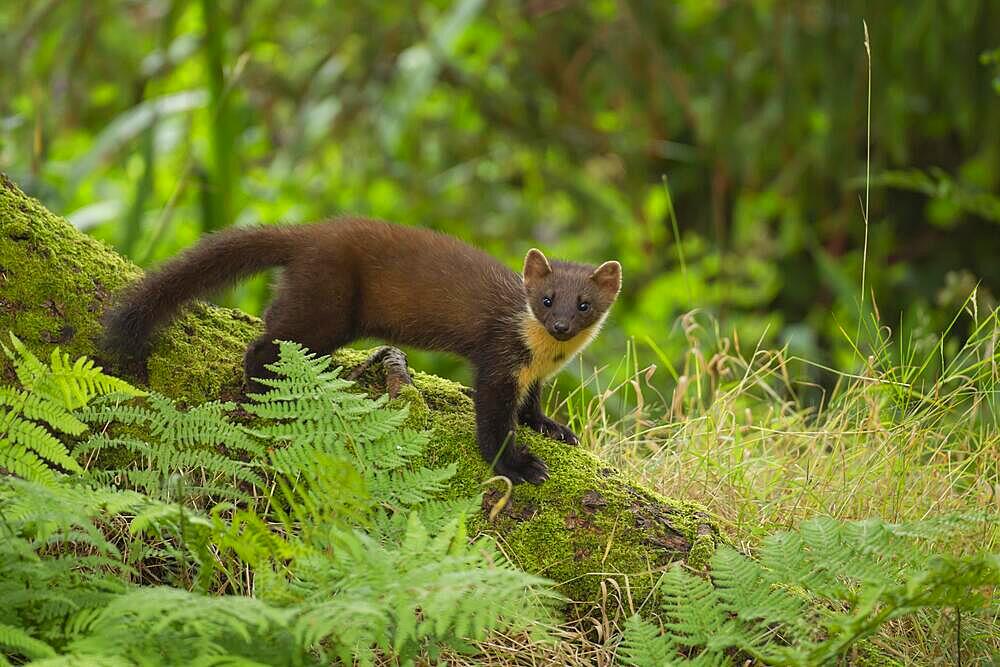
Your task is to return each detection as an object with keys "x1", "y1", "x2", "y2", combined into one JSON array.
[{"x1": 0, "y1": 174, "x2": 720, "y2": 608}]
